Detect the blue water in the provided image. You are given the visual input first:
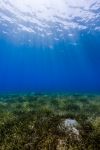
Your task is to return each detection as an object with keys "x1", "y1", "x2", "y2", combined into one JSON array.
[{"x1": 0, "y1": 0, "x2": 100, "y2": 93}]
